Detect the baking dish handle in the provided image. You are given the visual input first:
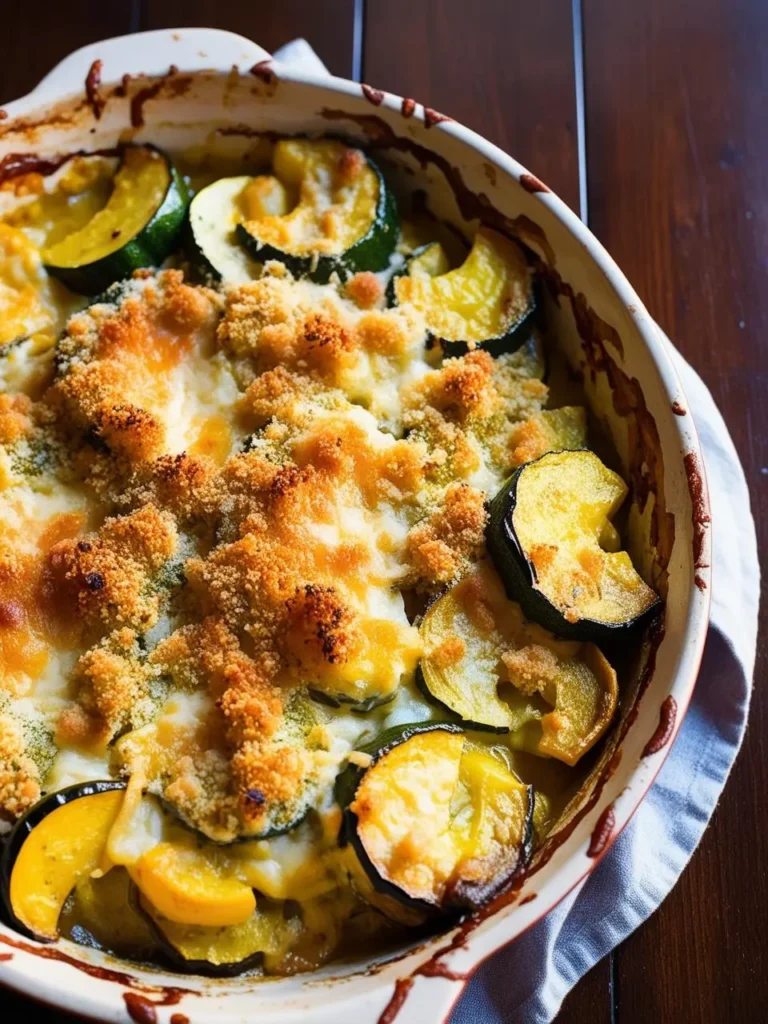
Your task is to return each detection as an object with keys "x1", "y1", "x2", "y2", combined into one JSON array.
[{"x1": 10, "y1": 28, "x2": 272, "y2": 111}]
